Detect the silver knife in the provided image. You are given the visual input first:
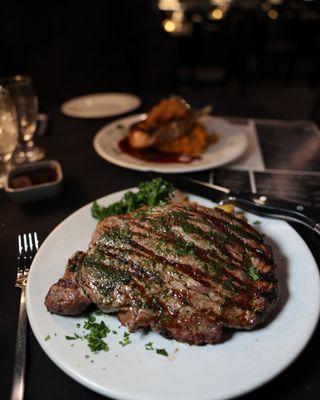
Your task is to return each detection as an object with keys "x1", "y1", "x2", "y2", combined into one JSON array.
[{"x1": 162, "y1": 175, "x2": 320, "y2": 236}]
